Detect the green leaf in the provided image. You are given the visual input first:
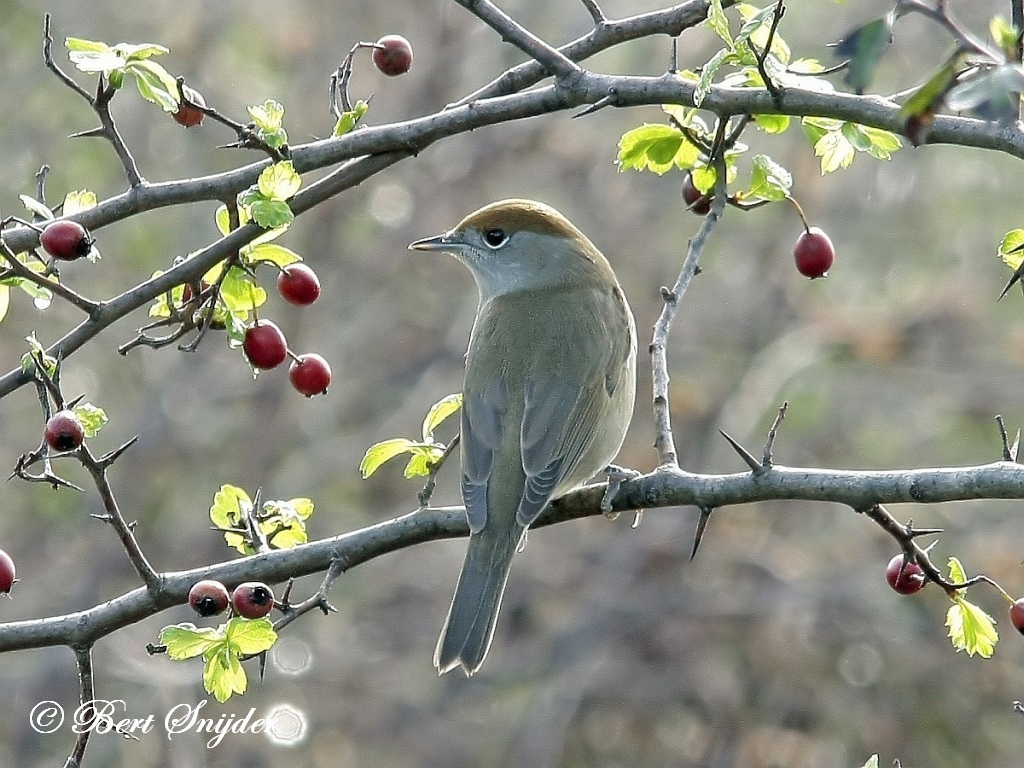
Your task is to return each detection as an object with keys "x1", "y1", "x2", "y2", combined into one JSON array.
[
  {"x1": 813, "y1": 128, "x2": 855, "y2": 174},
  {"x1": 108, "y1": 69, "x2": 125, "y2": 90},
  {"x1": 859, "y1": 125, "x2": 902, "y2": 160},
  {"x1": 62, "y1": 190, "x2": 97, "y2": 216},
  {"x1": 333, "y1": 99, "x2": 369, "y2": 137},
  {"x1": 422, "y1": 393, "x2": 463, "y2": 441},
  {"x1": 160, "y1": 623, "x2": 223, "y2": 660},
  {"x1": 209, "y1": 484, "x2": 252, "y2": 530},
  {"x1": 257, "y1": 162, "x2": 301, "y2": 202},
  {"x1": 748, "y1": 154, "x2": 792, "y2": 200},
  {"x1": 703, "y1": 0, "x2": 733, "y2": 47},
  {"x1": 404, "y1": 445, "x2": 445, "y2": 478},
  {"x1": 204, "y1": 645, "x2": 247, "y2": 702},
  {"x1": 0, "y1": 285, "x2": 9, "y2": 323},
  {"x1": 249, "y1": 199, "x2": 294, "y2": 229},
  {"x1": 217, "y1": 265, "x2": 266, "y2": 314},
  {"x1": 21, "y1": 333, "x2": 57, "y2": 377},
  {"x1": 753, "y1": 113, "x2": 790, "y2": 134},
  {"x1": 360, "y1": 438, "x2": 420, "y2": 478},
  {"x1": 947, "y1": 597, "x2": 998, "y2": 658},
  {"x1": 127, "y1": 59, "x2": 178, "y2": 111},
  {"x1": 72, "y1": 403, "x2": 107, "y2": 438},
  {"x1": 20, "y1": 195, "x2": 54, "y2": 221},
  {"x1": 991, "y1": 16, "x2": 1020, "y2": 56},
  {"x1": 998, "y1": 229, "x2": 1024, "y2": 269},
  {"x1": 945, "y1": 556, "x2": 998, "y2": 658},
  {"x1": 248, "y1": 99, "x2": 285, "y2": 134},
  {"x1": 835, "y1": 14, "x2": 894, "y2": 94},
  {"x1": 246, "y1": 243, "x2": 301, "y2": 269},
  {"x1": 947, "y1": 556, "x2": 968, "y2": 585},
  {"x1": 111, "y1": 42, "x2": 168, "y2": 61},
  {"x1": 860, "y1": 757, "x2": 879, "y2": 768},
  {"x1": 224, "y1": 616, "x2": 277, "y2": 655},
  {"x1": 694, "y1": 47, "x2": 732, "y2": 106},
  {"x1": 68, "y1": 46, "x2": 127, "y2": 75},
  {"x1": 617, "y1": 124, "x2": 685, "y2": 174},
  {"x1": 736, "y1": 3, "x2": 790, "y2": 63},
  {"x1": 65, "y1": 37, "x2": 110, "y2": 53},
  {"x1": 898, "y1": 59, "x2": 959, "y2": 120}
]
